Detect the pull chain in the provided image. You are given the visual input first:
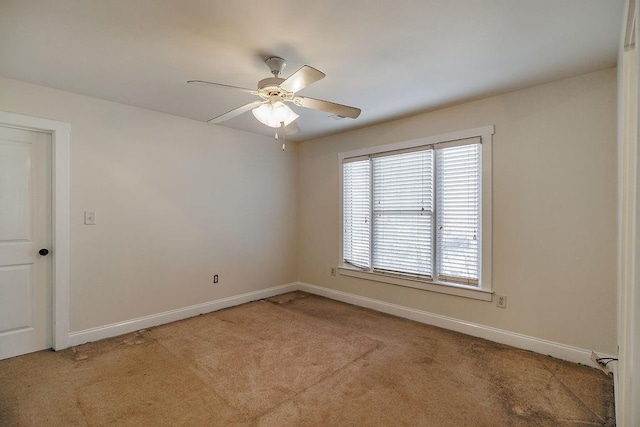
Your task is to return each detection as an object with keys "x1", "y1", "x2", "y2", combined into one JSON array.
[
  {"x1": 273, "y1": 122, "x2": 287, "y2": 151},
  {"x1": 280, "y1": 121, "x2": 286, "y2": 151}
]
